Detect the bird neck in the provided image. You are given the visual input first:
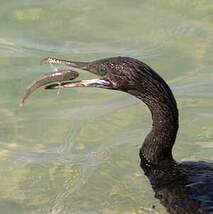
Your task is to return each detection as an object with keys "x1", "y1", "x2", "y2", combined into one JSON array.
[
  {"x1": 129, "y1": 77, "x2": 179, "y2": 164},
  {"x1": 142, "y1": 97, "x2": 179, "y2": 164}
]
